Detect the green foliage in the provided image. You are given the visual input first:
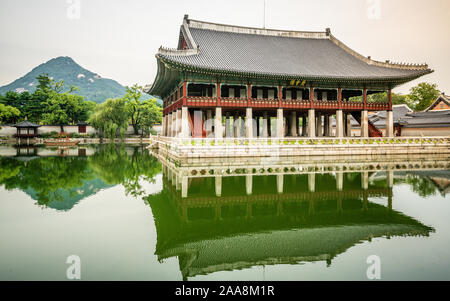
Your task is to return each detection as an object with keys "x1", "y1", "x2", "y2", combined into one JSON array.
[
  {"x1": 407, "y1": 82, "x2": 441, "y2": 111},
  {"x1": 89, "y1": 98, "x2": 128, "y2": 140},
  {"x1": 124, "y1": 84, "x2": 162, "y2": 135},
  {"x1": 0, "y1": 103, "x2": 21, "y2": 124}
]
